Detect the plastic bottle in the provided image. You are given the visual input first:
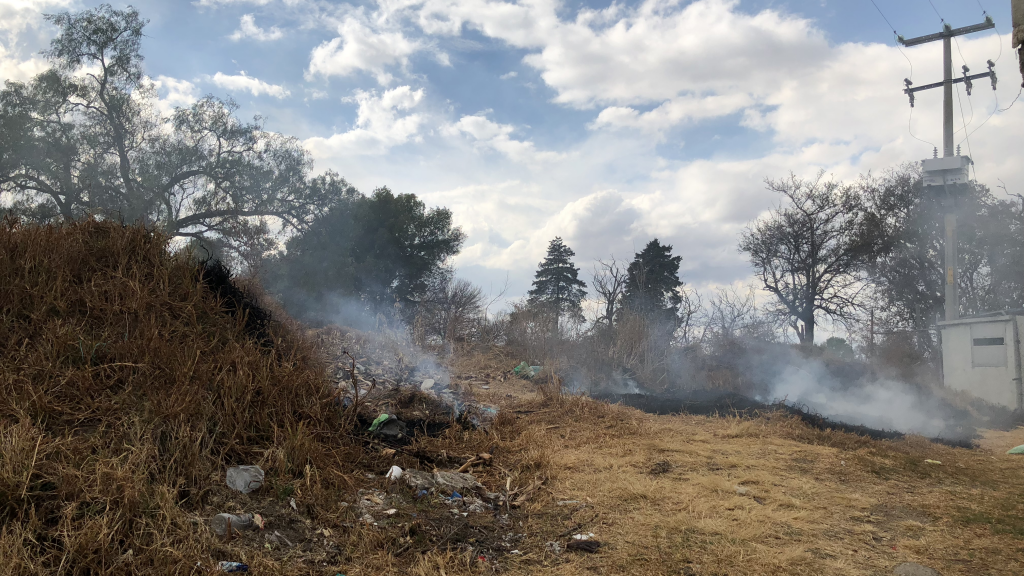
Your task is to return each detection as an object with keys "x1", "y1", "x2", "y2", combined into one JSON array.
[{"x1": 211, "y1": 513, "x2": 254, "y2": 536}]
